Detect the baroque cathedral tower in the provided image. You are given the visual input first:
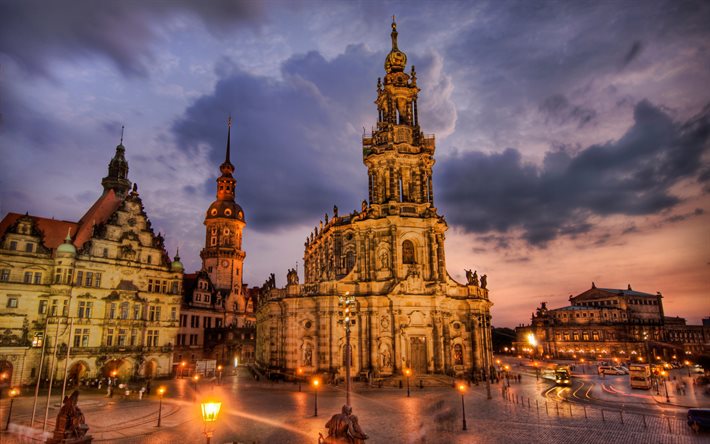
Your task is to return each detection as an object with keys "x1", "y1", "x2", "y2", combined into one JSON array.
[
  {"x1": 256, "y1": 20, "x2": 493, "y2": 380},
  {"x1": 200, "y1": 118, "x2": 247, "y2": 326}
]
